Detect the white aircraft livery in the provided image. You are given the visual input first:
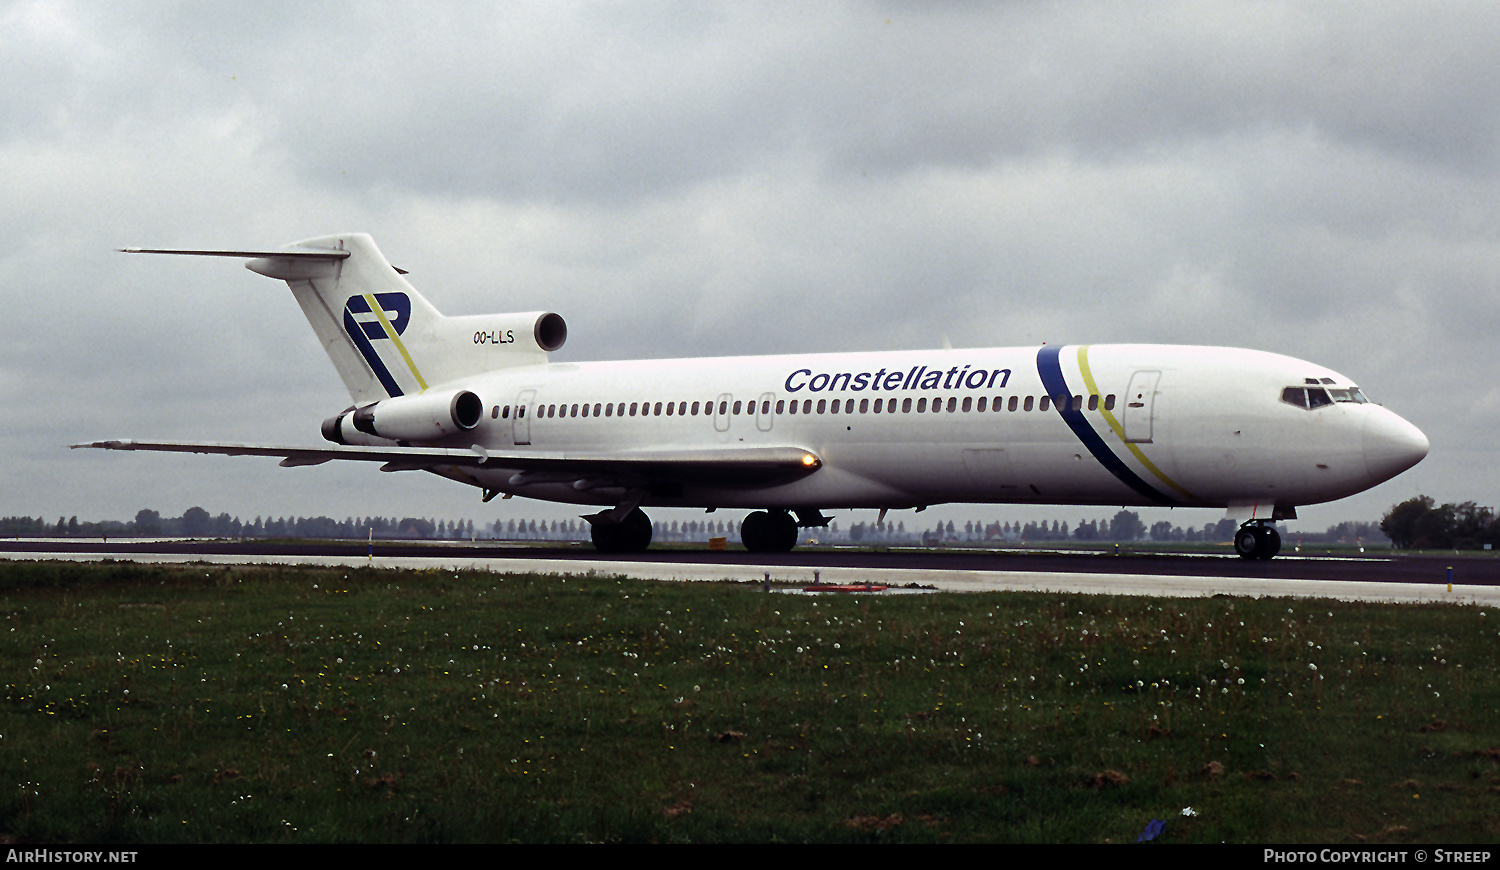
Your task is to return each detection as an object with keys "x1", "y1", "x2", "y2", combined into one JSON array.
[{"x1": 80, "y1": 233, "x2": 1429, "y2": 559}]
